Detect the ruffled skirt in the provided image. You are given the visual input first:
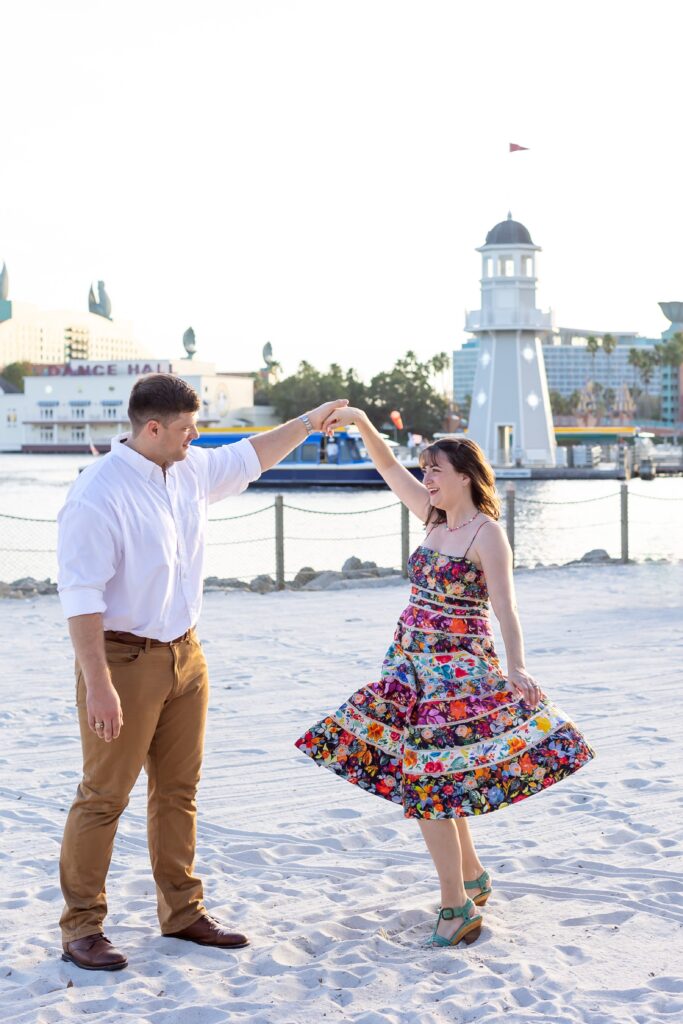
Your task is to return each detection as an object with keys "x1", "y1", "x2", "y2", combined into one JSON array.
[{"x1": 295, "y1": 596, "x2": 595, "y2": 819}]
